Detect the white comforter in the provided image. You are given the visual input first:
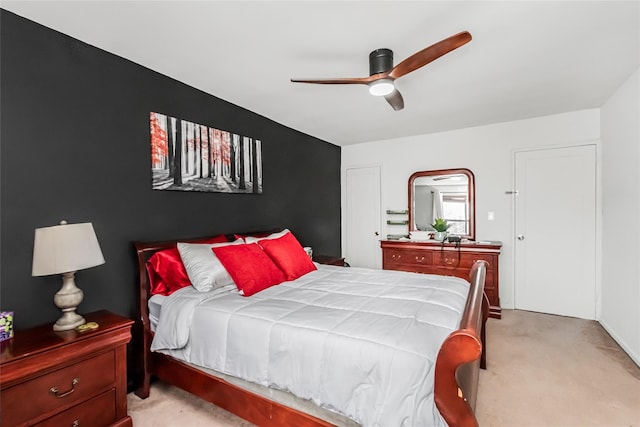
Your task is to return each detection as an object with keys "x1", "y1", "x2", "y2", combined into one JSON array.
[{"x1": 151, "y1": 264, "x2": 470, "y2": 427}]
